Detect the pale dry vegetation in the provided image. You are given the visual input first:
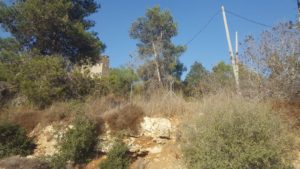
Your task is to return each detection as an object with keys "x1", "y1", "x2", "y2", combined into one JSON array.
[
  {"x1": 132, "y1": 90, "x2": 200, "y2": 118},
  {"x1": 0, "y1": 156, "x2": 51, "y2": 169},
  {"x1": 104, "y1": 104, "x2": 144, "y2": 135},
  {"x1": 182, "y1": 93, "x2": 297, "y2": 169}
]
